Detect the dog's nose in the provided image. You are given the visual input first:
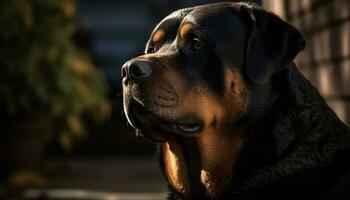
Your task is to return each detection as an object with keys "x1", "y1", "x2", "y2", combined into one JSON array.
[{"x1": 121, "y1": 60, "x2": 153, "y2": 82}]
